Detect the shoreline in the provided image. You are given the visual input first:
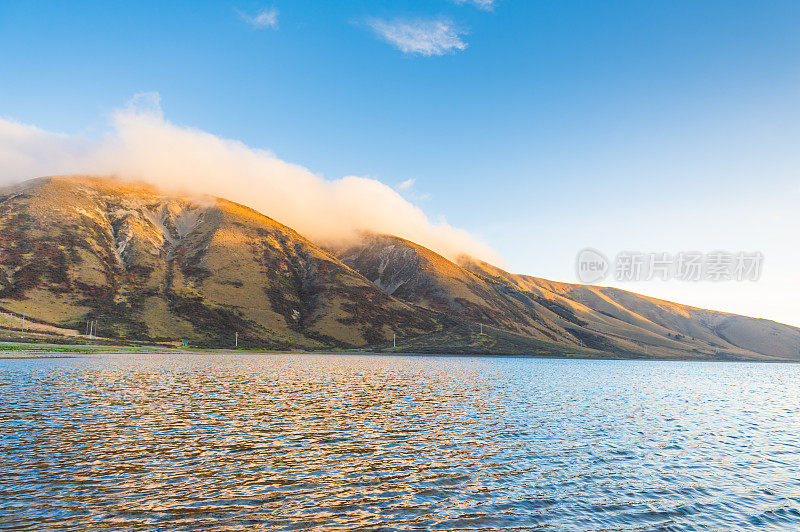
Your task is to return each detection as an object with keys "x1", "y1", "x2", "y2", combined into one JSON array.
[{"x1": 0, "y1": 341, "x2": 795, "y2": 363}]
